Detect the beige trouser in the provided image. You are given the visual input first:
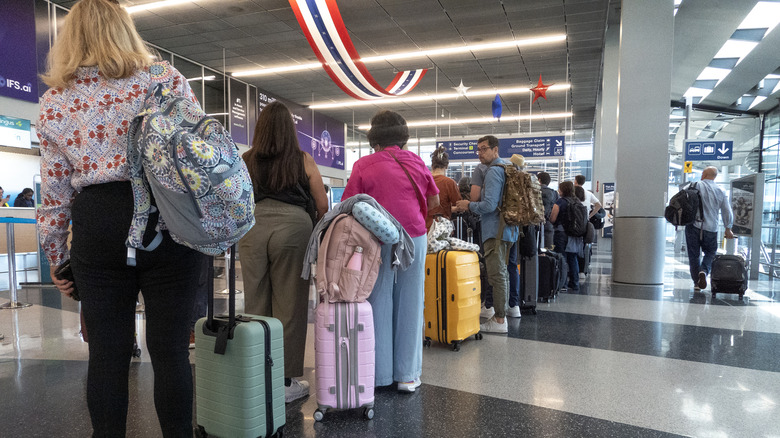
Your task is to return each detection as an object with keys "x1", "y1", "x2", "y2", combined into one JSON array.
[{"x1": 238, "y1": 198, "x2": 312, "y2": 378}]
